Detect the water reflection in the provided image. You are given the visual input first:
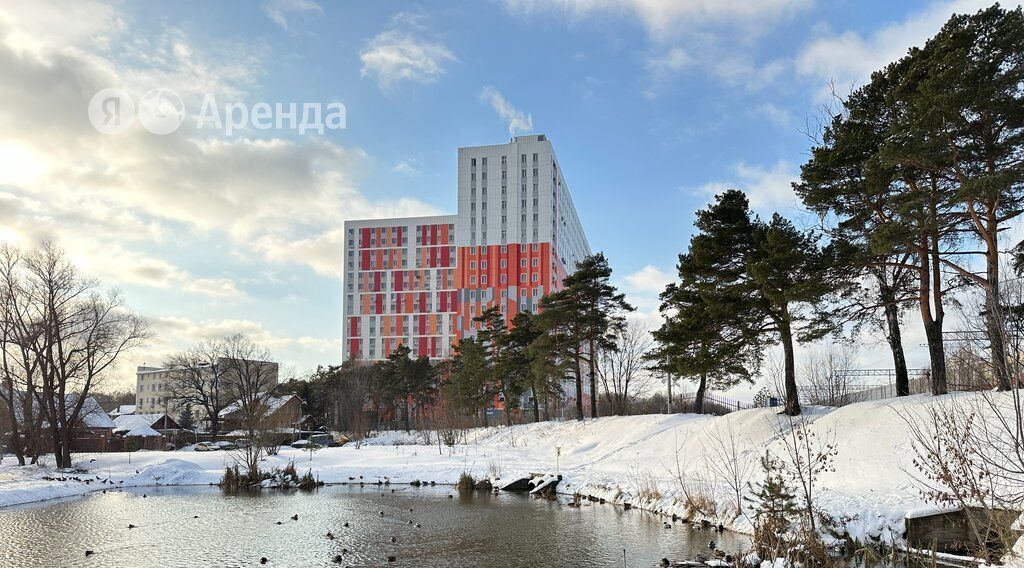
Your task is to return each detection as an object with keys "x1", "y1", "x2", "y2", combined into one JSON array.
[{"x1": 0, "y1": 485, "x2": 750, "y2": 567}]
